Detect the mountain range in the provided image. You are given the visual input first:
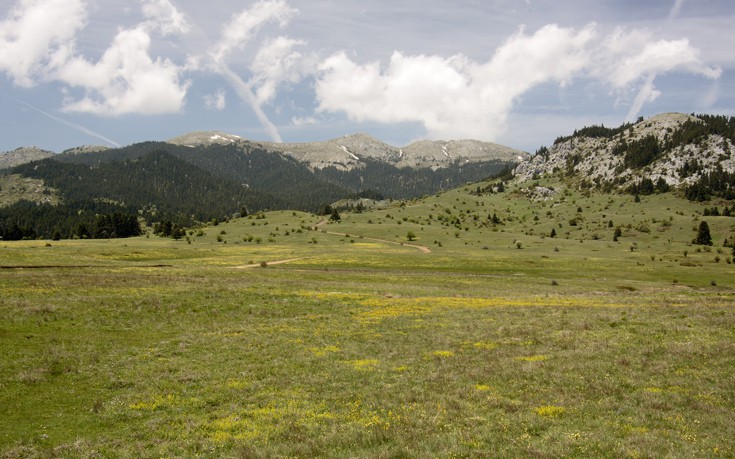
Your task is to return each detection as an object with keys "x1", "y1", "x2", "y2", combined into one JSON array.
[
  {"x1": 166, "y1": 131, "x2": 528, "y2": 171},
  {"x1": 1, "y1": 112, "x2": 733, "y2": 240},
  {"x1": 0, "y1": 132, "x2": 525, "y2": 239}
]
